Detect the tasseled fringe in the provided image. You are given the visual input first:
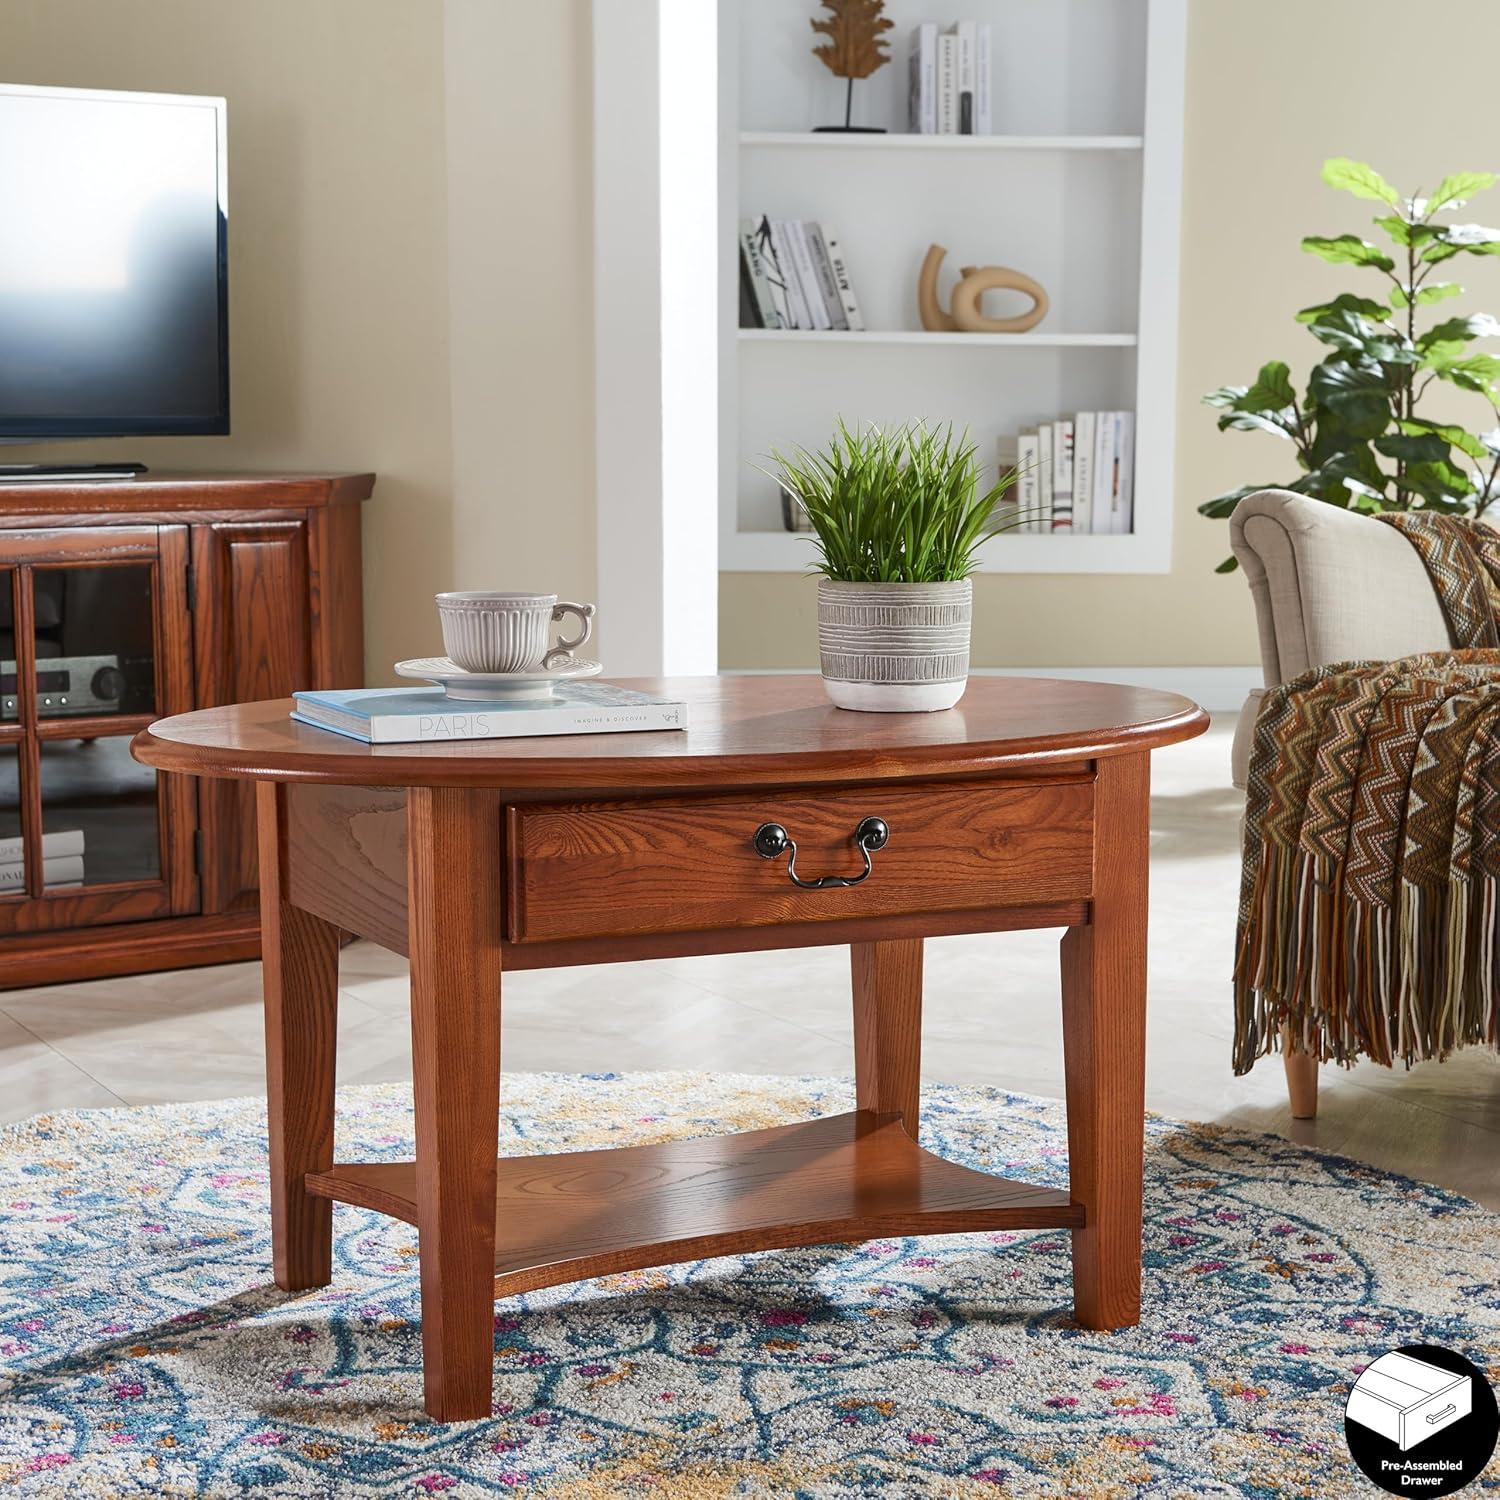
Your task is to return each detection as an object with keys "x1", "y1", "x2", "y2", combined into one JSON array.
[{"x1": 1233, "y1": 841, "x2": 1500, "y2": 1075}]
